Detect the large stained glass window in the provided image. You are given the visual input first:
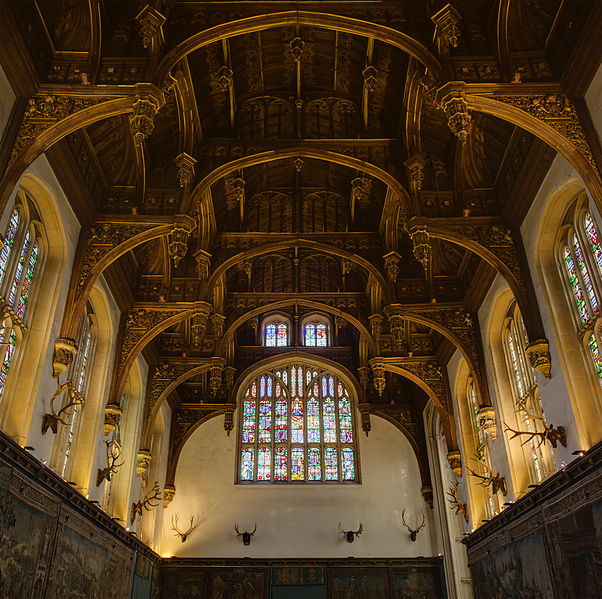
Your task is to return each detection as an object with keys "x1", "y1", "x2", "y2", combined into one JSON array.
[
  {"x1": 584, "y1": 211, "x2": 602, "y2": 277},
  {"x1": 238, "y1": 364, "x2": 357, "y2": 483},
  {"x1": 0, "y1": 209, "x2": 19, "y2": 288},
  {"x1": 563, "y1": 244, "x2": 591, "y2": 324}
]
